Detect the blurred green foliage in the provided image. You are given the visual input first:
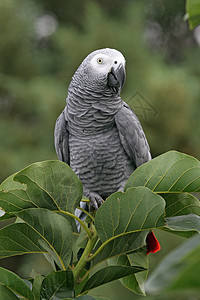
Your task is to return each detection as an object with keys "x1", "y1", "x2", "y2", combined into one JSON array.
[{"x1": 0, "y1": 0, "x2": 200, "y2": 299}]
